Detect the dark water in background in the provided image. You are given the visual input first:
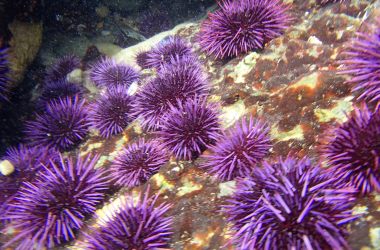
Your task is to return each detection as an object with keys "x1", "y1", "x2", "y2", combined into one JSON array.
[{"x1": 0, "y1": 0, "x2": 214, "y2": 155}]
